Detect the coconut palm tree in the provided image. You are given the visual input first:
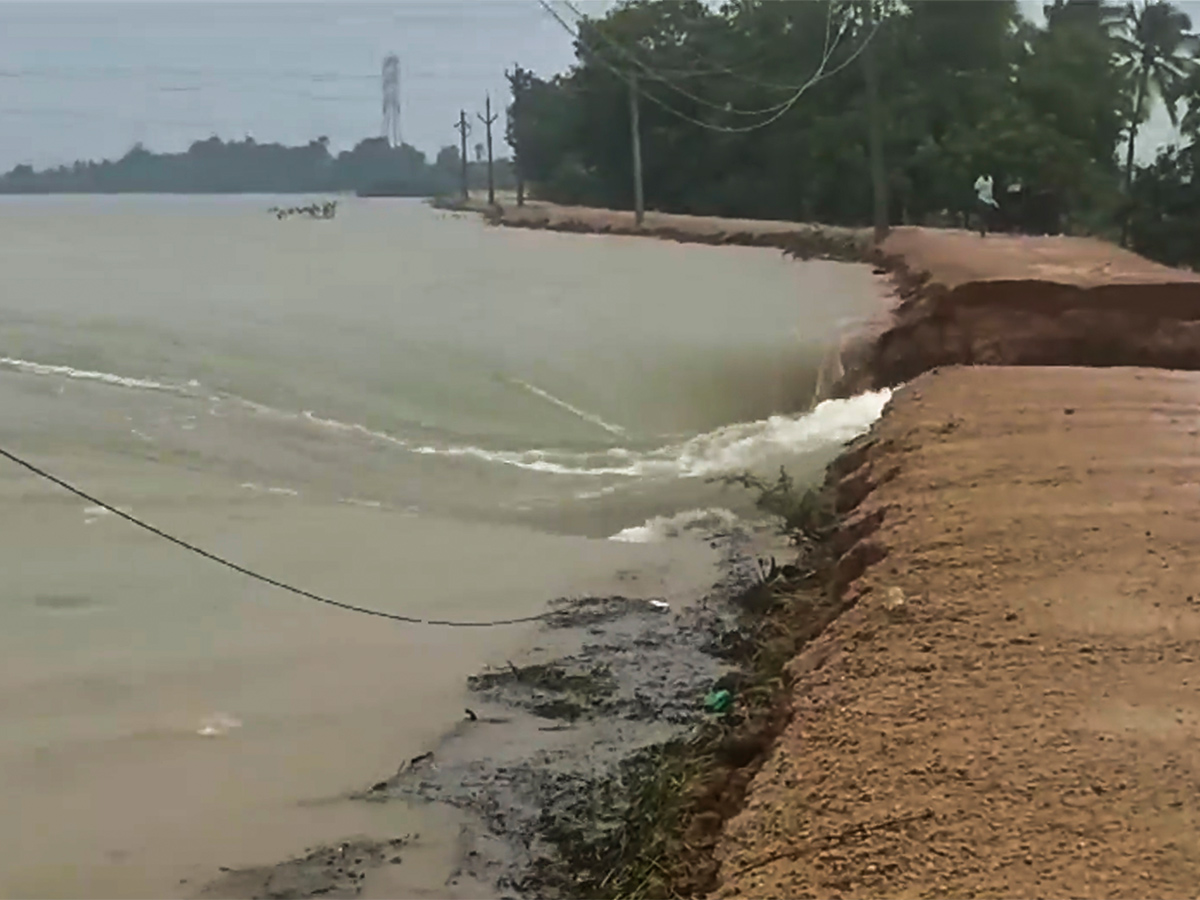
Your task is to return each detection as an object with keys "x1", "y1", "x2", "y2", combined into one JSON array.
[{"x1": 1116, "y1": 1, "x2": 1198, "y2": 242}]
